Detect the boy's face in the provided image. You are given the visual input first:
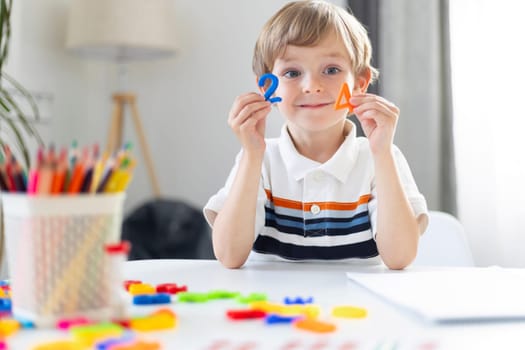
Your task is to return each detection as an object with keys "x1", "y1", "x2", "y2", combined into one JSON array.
[{"x1": 271, "y1": 34, "x2": 368, "y2": 134}]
